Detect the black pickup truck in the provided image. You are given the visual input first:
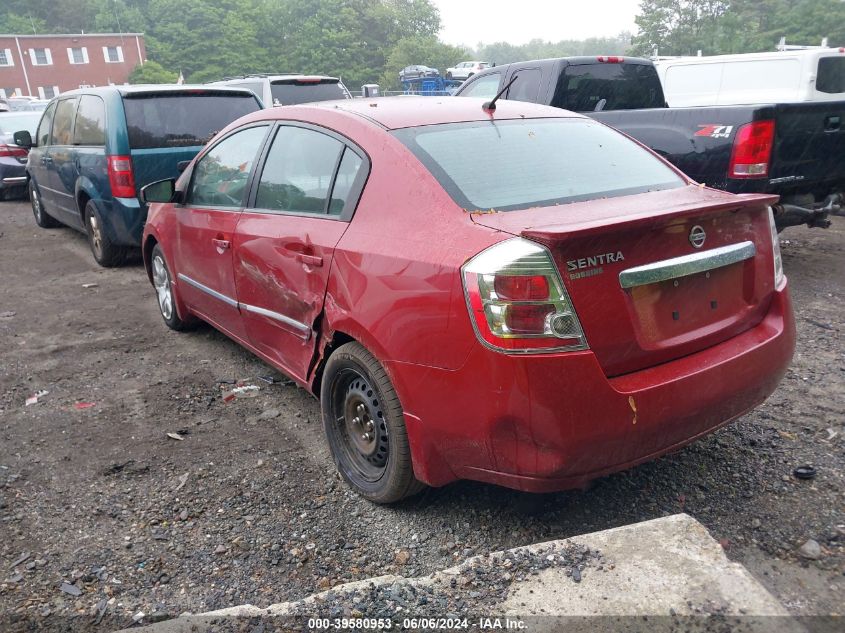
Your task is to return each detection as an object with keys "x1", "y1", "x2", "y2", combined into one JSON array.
[{"x1": 454, "y1": 56, "x2": 845, "y2": 230}]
